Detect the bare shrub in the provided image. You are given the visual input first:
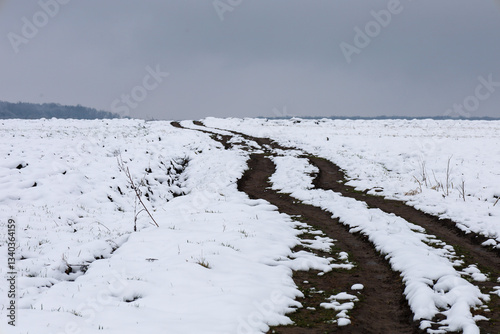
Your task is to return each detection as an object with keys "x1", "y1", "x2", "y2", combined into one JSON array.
[{"x1": 117, "y1": 155, "x2": 159, "y2": 231}]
